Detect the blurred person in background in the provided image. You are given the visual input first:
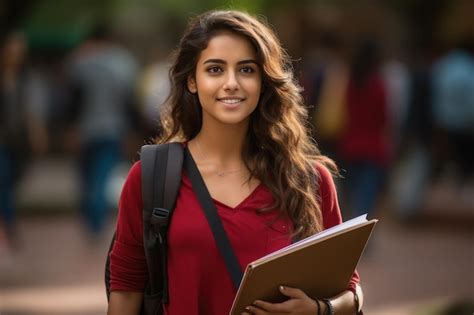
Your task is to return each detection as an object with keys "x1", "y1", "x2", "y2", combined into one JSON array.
[
  {"x1": 389, "y1": 46, "x2": 434, "y2": 221},
  {"x1": 430, "y1": 36, "x2": 474, "y2": 209},
  {"x1": 65, "y1": 24, "x2": 138, "y2": 239},
  {"x1": 136, "y1": 47, "x2": 172, "y2": 140},
  {"x1": 381, "y1": 55, "x2": 411, "y2": 154},
  {"x1": 305, "y1": 31, "x2": 349, "y2": 160},
  {"x1": 0, "y1": 30, "x2": 49, "y2": 252},
  {"x1": 338, "y1": 38, "x2": 390, "y2": 220}
]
